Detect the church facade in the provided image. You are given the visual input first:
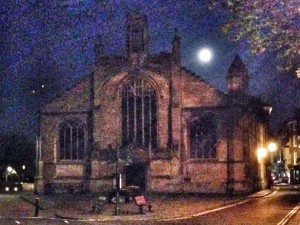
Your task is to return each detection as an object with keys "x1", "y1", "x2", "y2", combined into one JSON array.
[{"x1": 36, "y1": 13, "x2": 271, "y2": 195}]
